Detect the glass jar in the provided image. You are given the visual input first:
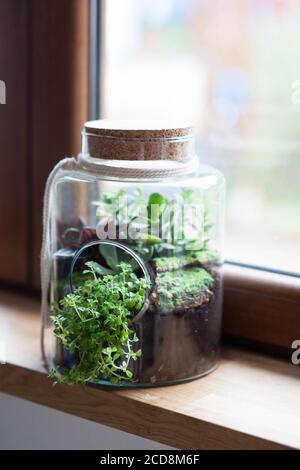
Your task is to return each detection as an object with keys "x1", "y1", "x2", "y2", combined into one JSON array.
[{"x1": 41, "y1": 120, "x2": 225, "y2": 387}]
